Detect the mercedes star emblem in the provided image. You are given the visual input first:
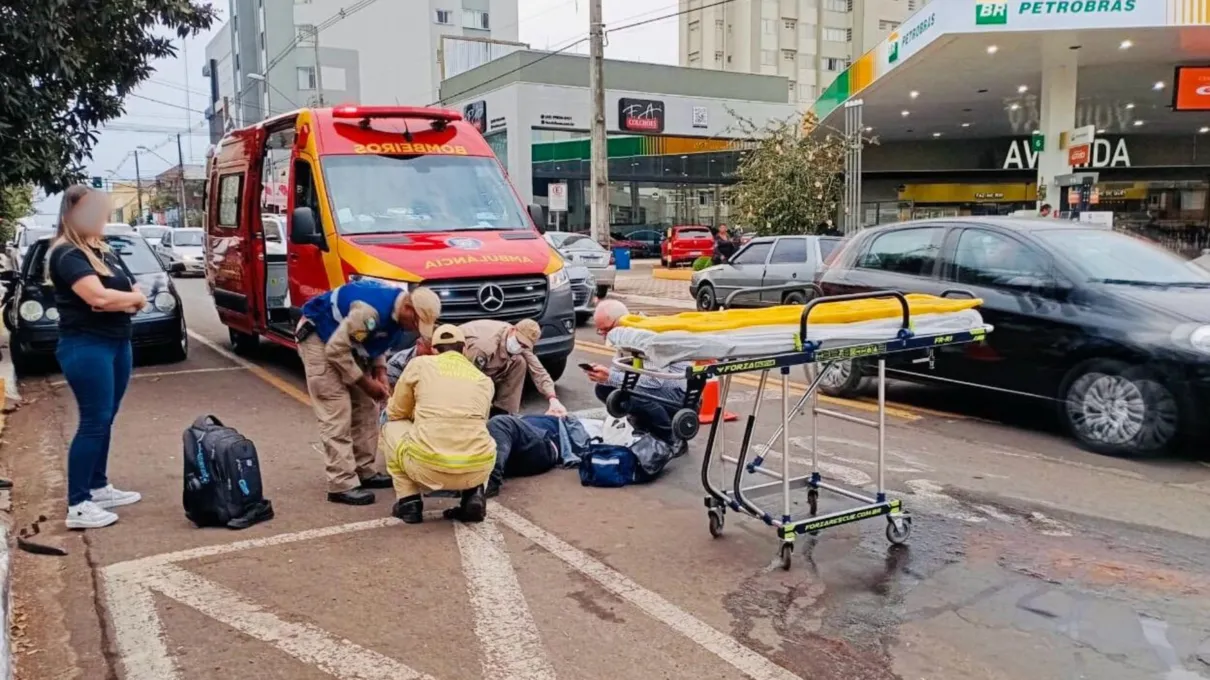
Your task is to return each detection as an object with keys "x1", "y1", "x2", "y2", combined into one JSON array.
[{"x1": 477, "y1": 284, "x2": 505, "y2": 312}]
